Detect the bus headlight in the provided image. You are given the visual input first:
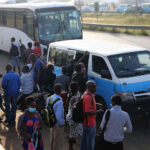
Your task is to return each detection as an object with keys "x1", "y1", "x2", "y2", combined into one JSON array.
[{"x1": 118, "y1": 92, "x2": 134, "y2": 101}]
